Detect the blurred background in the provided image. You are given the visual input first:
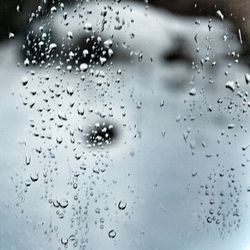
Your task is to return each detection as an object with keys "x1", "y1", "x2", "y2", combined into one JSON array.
[
  {"x1": 1, "y1": 0, "x2": 250, "y2": 54},
  {"x1": 1, "y1": 1, "x2": 250, "y2": 250}
]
